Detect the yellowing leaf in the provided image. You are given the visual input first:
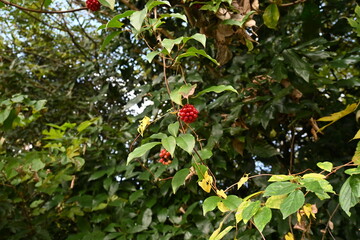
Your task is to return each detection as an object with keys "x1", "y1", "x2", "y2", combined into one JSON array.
[
  {"x1": 317, "y1": 103, "x2": 359, "y2": 132},
  {"x1": 198, "y1": 171, "x2": 213, "y2": 193},
  {"x1": 303, "y1": 203, "x2": 316, "y2": 219},
  {"x1": 137, "y1": 116, "x2": 151, "y2": 136},
  {"x1": 297, "y1": 211, "x2": 302, "y2": 223},
  {"x1": 353, "y1": 129, "x2": 360, "y2": 140},
  {"x1": 217, "y1": 202, "x2": 230, "y2": 212},
  {"x1": 302, "y1": 173, "x2": 326, "y2": 180},
  {"x1": 285, "y1": 232, "x2": 295, "y2": 240},
  {"x1": 235, "y1": 200, "x2": 250, "y2": 223},
  {"x1": 217, "y1": 189, "x2": 227, "y2": 199},
  {"x1": 237, "y1": 174, "x2": 249, "y2": 190},
  {"x1": 209, "y1": 222, "x2": 223, "y2": 240},
  {"x1": 265, "y1": 194, "x2": 287, "y2": 209}
]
